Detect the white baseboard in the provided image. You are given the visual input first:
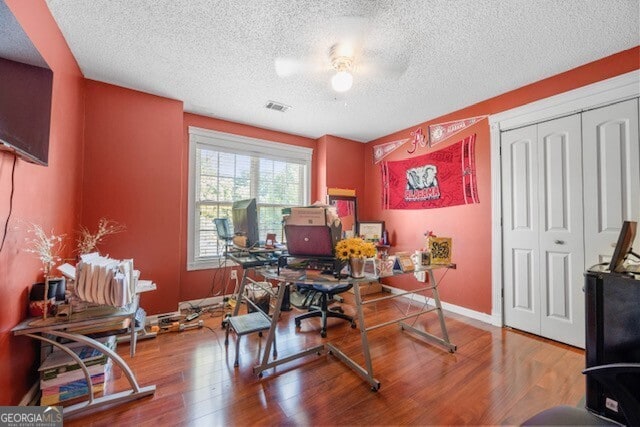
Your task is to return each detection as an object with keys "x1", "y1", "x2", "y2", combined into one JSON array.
[
  {"x1": 381, "y1": 285, "x2": 495, "y2": 325},
  {"x1": 19, "y1": 382, "x2": 39, "y2": 406},
  {"x1": 178, "y1": 295, "x2": 226, "y2": 311},
  {"x1": 146, "y1": 296, "x2": 228, "y2": 326}
]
